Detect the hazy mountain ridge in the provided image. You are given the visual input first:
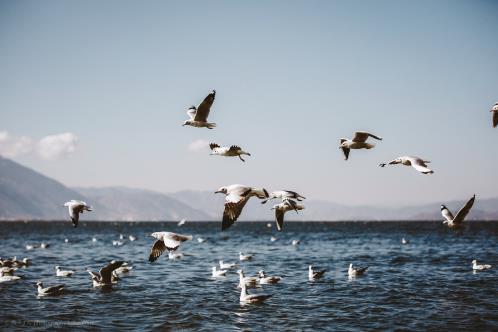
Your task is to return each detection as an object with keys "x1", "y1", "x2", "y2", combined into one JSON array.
[{"x1": 1, "y1": 156, "x2": 497, "y2": 221}]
